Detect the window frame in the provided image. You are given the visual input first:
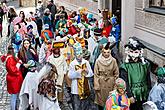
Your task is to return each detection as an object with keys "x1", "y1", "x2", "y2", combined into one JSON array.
[{"x1": 149, "y1": 0, "x2": 165, "y2": 9}]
